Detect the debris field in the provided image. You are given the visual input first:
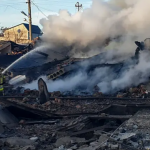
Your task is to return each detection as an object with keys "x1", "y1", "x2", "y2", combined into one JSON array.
[{"x1": 1, "y1": 39, "x2": 150, "y2": 150}]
